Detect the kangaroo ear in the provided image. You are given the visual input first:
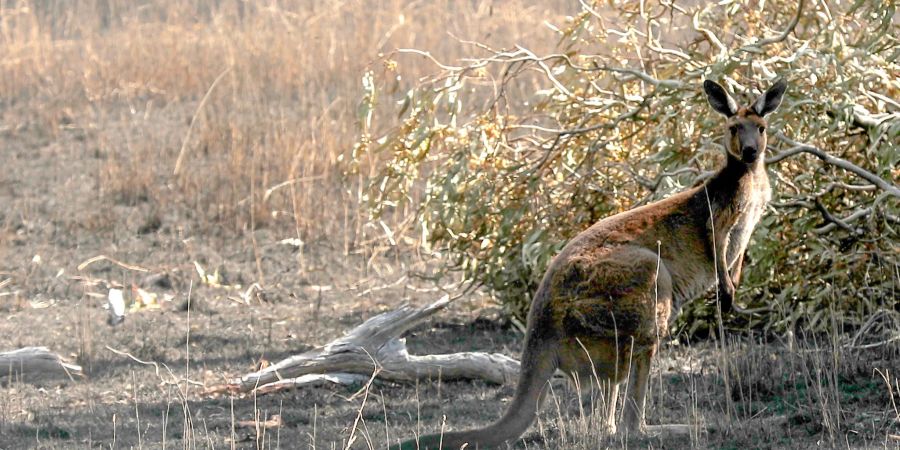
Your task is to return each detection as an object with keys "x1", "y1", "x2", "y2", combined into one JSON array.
[
  {"x1": 704, "y1": 80, "x2": 738, "y2": 117},
  {"x1": 752, "y1": 78, "x2": 787, "y2": 117}
]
